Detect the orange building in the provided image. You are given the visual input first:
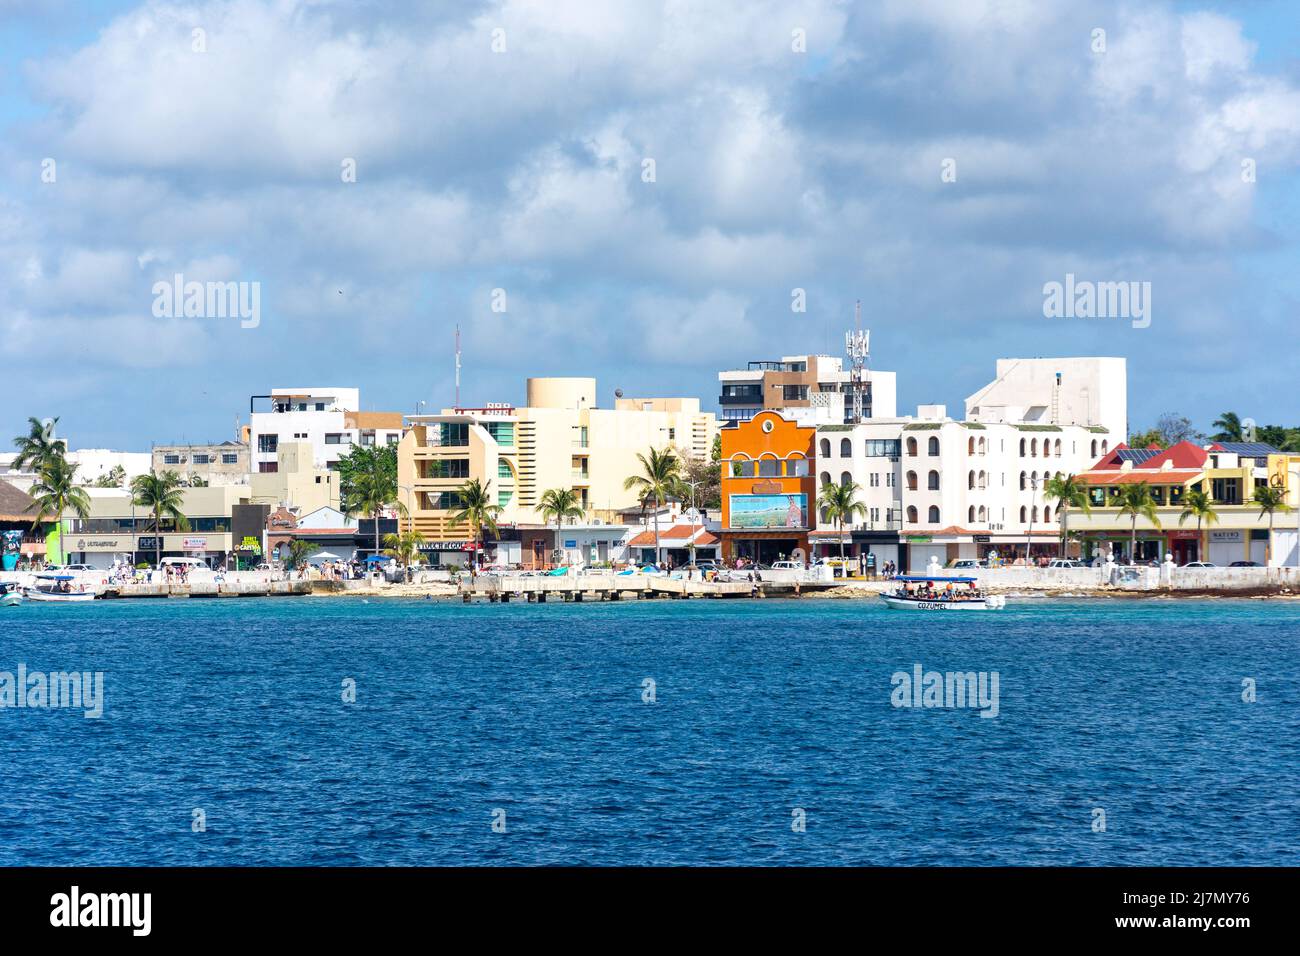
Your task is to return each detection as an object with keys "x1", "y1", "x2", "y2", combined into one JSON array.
[{"x1": 719, "y1": 410, "x2": 816, "y2": 564}]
